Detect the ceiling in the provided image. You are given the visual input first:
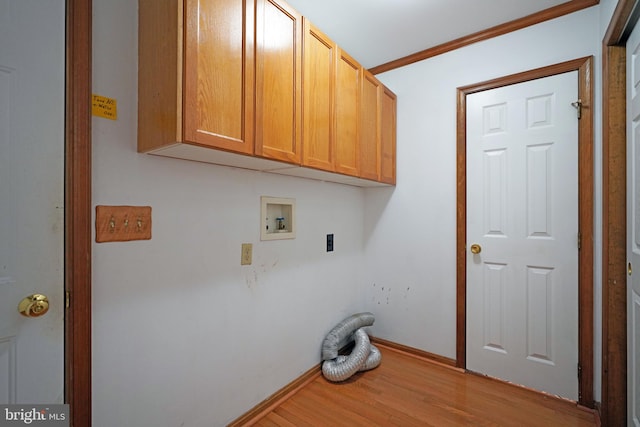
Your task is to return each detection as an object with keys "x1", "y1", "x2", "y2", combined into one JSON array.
[{"x1": 284, "y1": 0, "x2": 576, "y2": 70}]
